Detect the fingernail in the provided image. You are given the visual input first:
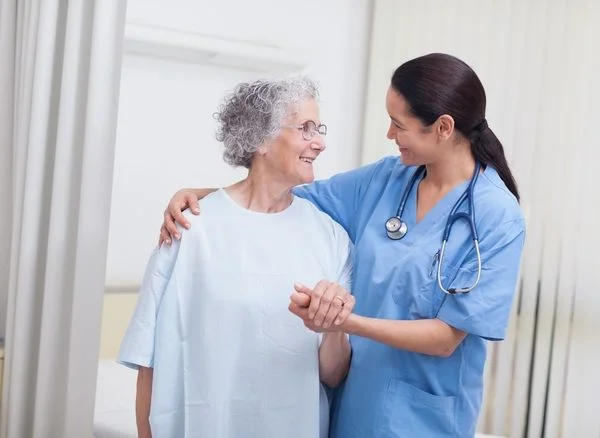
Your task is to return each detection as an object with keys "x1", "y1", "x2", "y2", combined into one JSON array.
[
  {"x1": 175, "y1": 233, "x2": 181, "y2": 240},
  {"x1": 193, "y1": 209, "x2": 199, "y2": 214},
  {"x1": 165, "y1": 239, "x2": 171, "y2": 245},
  {"x1": 184, "y1": 223, "x2": 190, "y2": 229}
]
